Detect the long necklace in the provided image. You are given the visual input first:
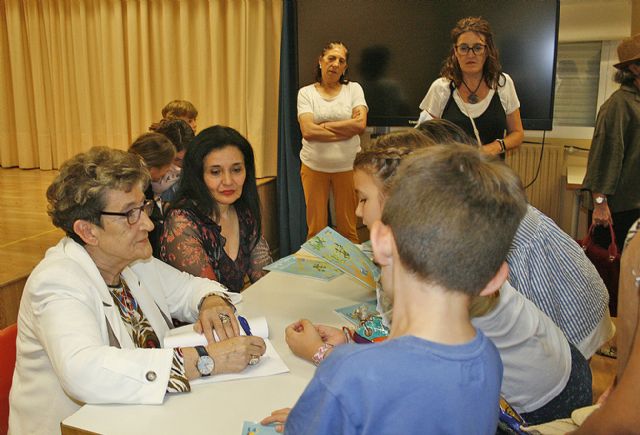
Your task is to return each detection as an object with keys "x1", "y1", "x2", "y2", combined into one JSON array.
[{"x1": 461, "y1": 77, "x2": 483, "y2": 104}]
